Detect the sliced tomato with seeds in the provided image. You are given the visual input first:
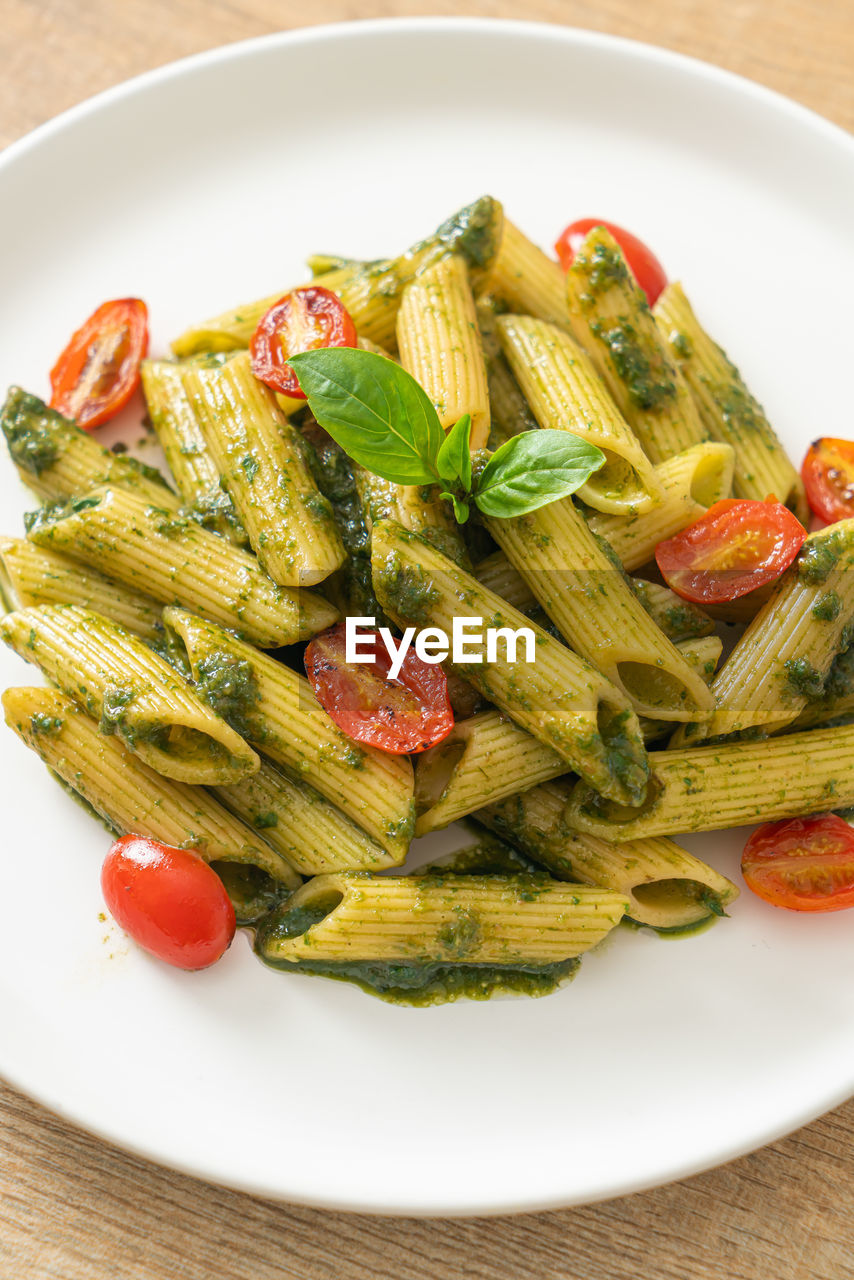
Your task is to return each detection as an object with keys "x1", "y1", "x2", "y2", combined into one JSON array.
[
  {"x1": 742, "y1": 815, "x2": 854, "y2": 912},
  {"x1": 655, "y1": 498, "x2": 807, "y2": 603},
  {"x1": 250, "y1": 285, "x2": 357, "y2": 398},
  {"x1": 49, "y1": 297, "x2": 149, "y2": 429},
  {"x1": 304, "y1": 623, "x2": 453, "y2": 754},
  {"x1": 554, "y1": 217, "x2": 668, "y2": 305},
  {"x1": 801, "y1": 437, "x2": 854, "y2": 524}
]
